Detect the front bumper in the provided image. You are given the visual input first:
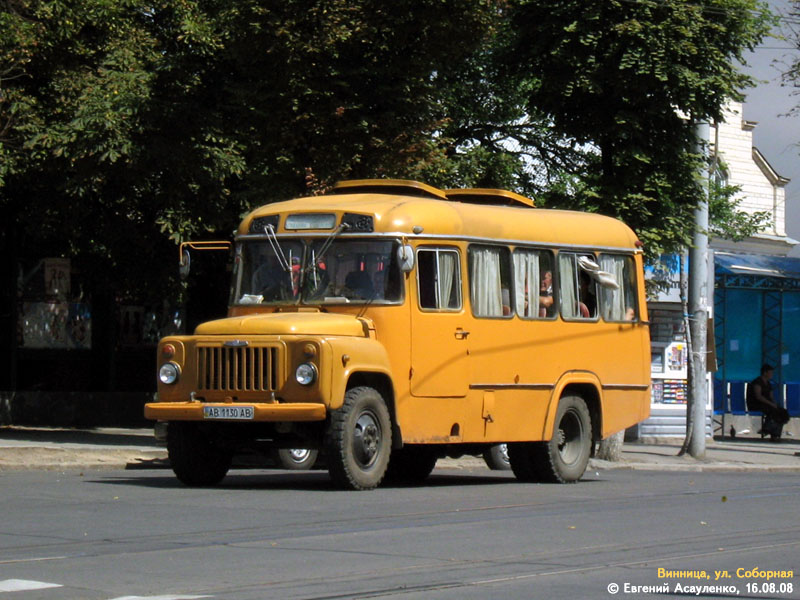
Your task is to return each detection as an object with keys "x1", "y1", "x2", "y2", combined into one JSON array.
[{"x1": 144, "y1": 401, "x2": 327, "y2": 422}]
